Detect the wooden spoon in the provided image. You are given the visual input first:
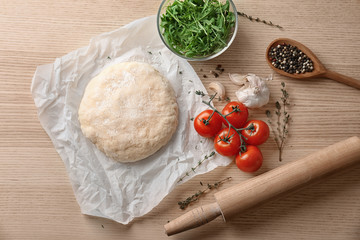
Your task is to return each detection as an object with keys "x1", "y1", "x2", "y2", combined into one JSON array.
[{"x1": 266, "y1": 38, "x2": 360, "y2": 89}]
